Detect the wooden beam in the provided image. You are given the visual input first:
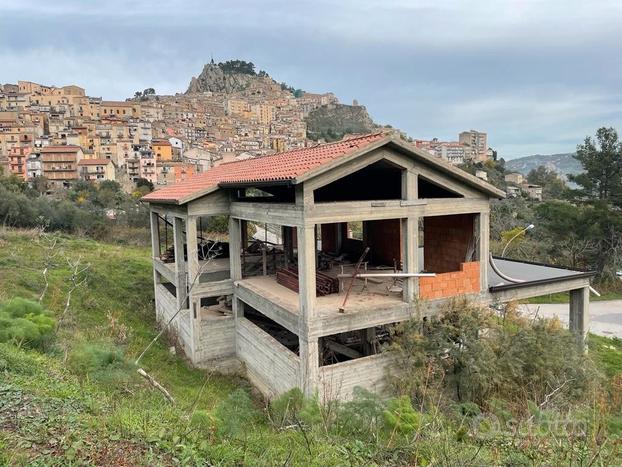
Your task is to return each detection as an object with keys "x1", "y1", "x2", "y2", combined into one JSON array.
[{"x1": 325, "y1": 339, "x2": 363, "y2": 359}]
